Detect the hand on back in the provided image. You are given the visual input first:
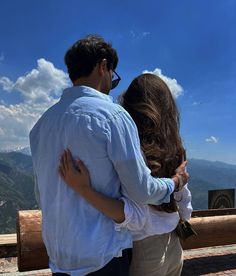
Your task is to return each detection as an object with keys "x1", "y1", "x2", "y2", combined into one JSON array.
[{"x1": 59, "y1": 149, "x2": 91, "y2": 194}]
